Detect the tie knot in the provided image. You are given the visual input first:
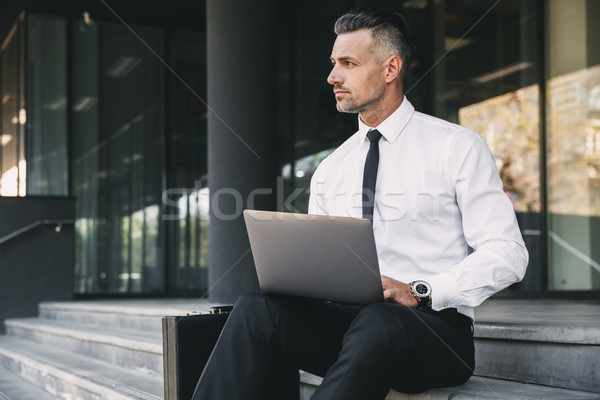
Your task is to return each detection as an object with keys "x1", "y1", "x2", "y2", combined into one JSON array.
[{"x1": 367, "y1": 130, "x2": 382, "y2": 143}]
